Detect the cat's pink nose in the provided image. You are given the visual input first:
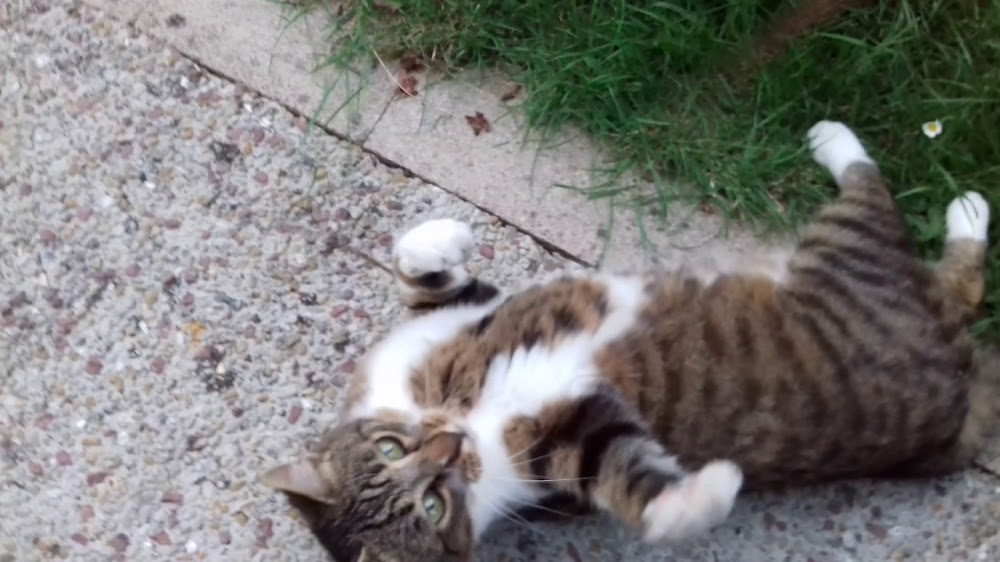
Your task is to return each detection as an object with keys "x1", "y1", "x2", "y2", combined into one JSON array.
[{"x1": 422, "y1": 431, "x2": 464, "y2": 467}]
